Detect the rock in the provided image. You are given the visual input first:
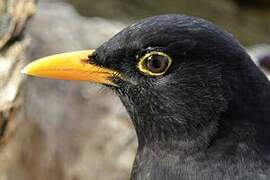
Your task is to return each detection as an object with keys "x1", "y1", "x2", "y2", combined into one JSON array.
[
  {"x1": 24, "y1": 2, "x2": 137, "y2": 180},
  {"x1": 0, "y1": 0, "x2": 36, "y2": 180},
  {"x1": 247, "y1": 44, "x2": 270, "y2": 80}
]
